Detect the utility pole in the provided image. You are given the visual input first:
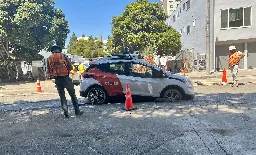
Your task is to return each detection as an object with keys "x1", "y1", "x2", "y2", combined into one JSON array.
[{"x1": 206, "y1": 0, "x2": 211, "y2": 74}]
